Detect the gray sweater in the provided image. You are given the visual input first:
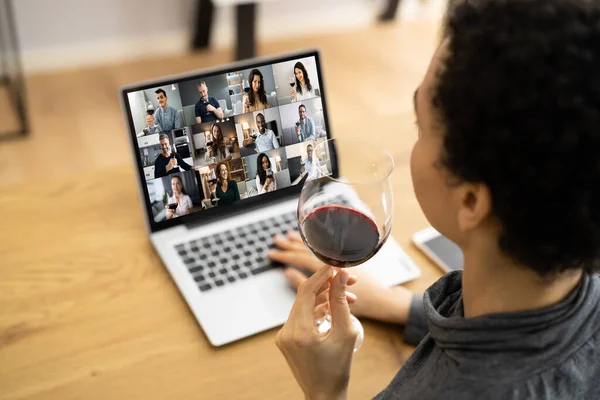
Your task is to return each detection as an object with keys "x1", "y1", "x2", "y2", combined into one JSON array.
[{"x1": 374, "y1": 271, "x2": 600, "y2": 399}]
